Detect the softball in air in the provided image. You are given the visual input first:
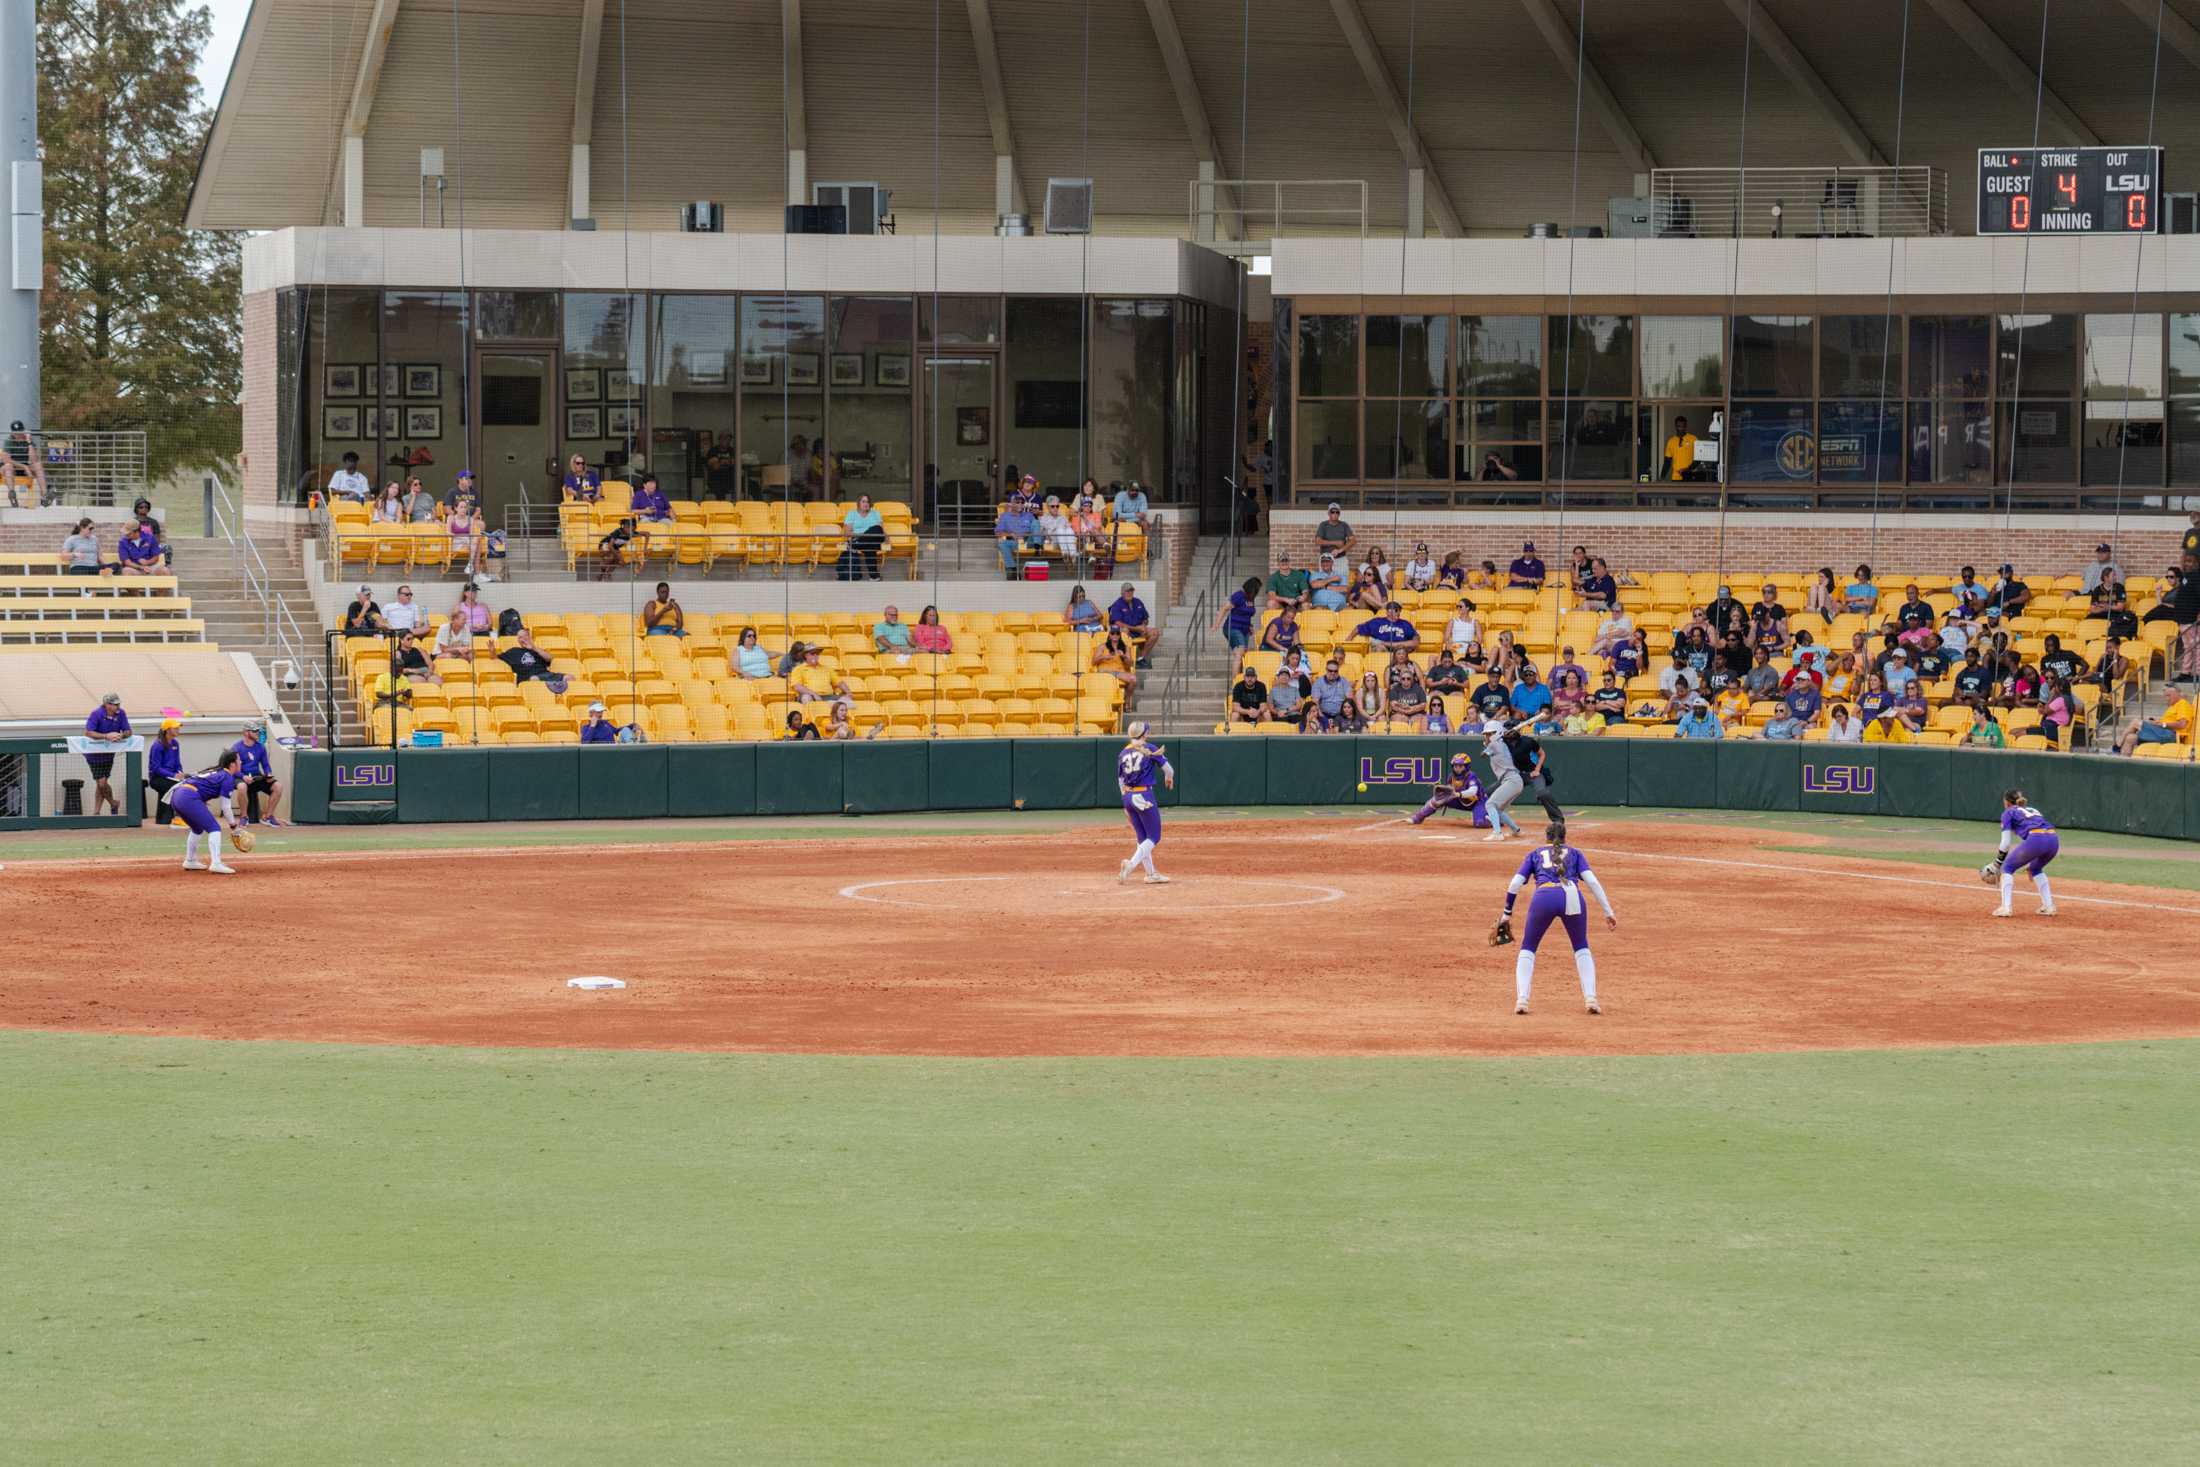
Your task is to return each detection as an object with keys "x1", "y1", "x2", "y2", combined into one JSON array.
[{"x1": 1356, "y1": 782, "x2": 1368, "y2": 792}]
